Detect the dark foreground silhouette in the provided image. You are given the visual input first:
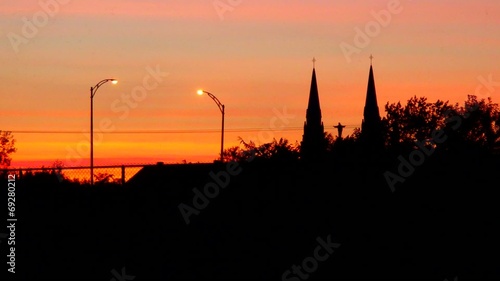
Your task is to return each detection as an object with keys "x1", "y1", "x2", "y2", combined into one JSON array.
[{"x1": 2, "y1": 151, "x2": 500, "y2": 280}]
